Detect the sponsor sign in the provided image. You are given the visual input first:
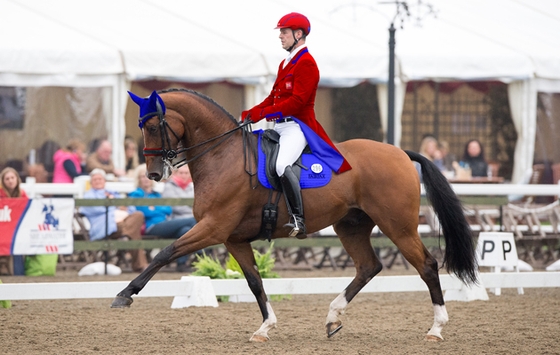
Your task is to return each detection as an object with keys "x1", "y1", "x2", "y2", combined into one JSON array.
[{"x1": 0, "y1": 198, "x2": 74, "y2": 255}]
